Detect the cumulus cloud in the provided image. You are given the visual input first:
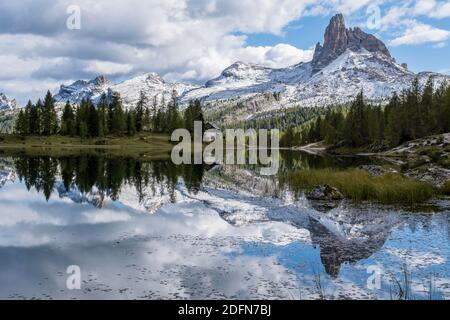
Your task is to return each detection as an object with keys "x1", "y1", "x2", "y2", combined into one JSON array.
[
  {"x1": 390, "y1": 22, "x2": 450, "y2": 46},
  {"x1": 0, "y1": 0, "x2": 320, "y2": 103},
  {"x1": 413, "y1": 0, "x2": 450, "y2": 18}
]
